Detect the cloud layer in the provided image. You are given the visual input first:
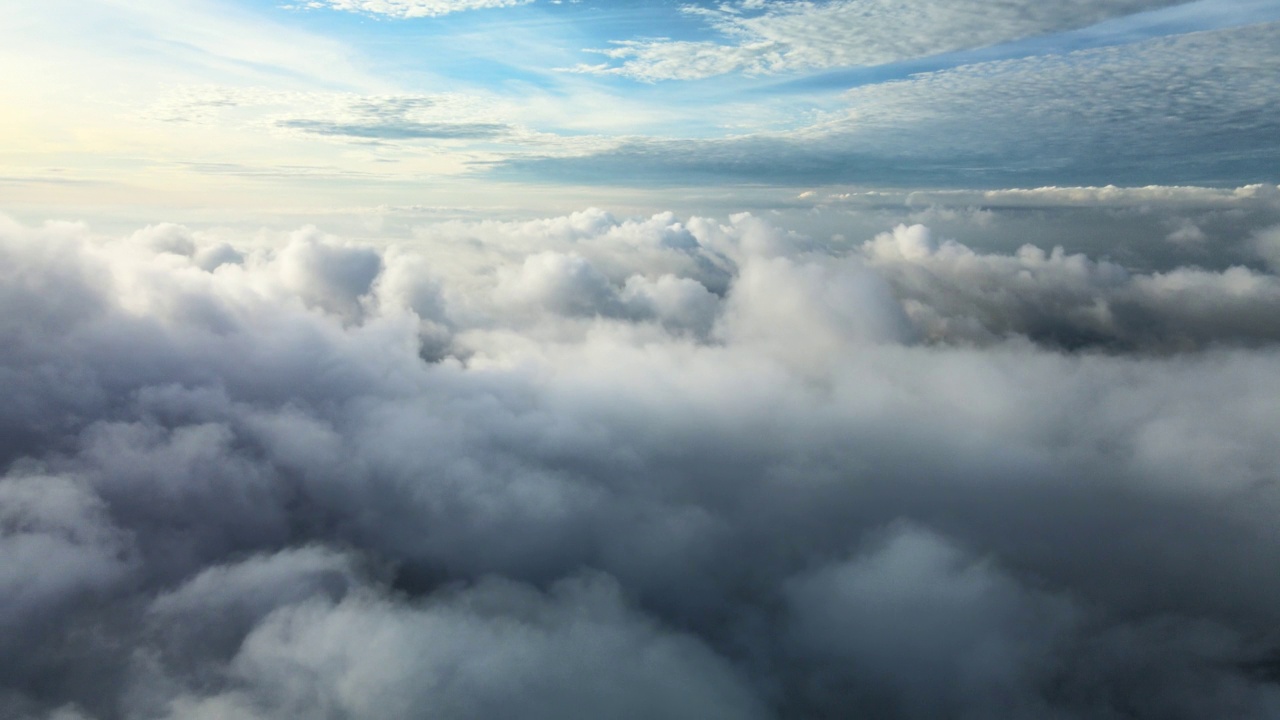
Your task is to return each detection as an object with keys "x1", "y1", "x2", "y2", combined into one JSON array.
[
  {"x1": 3, "y1": 207, "x2": 1280, "y2": 718},
  {"x1": 572, "y1": 0, "x2": 1188, "y2": 80},
  {"x1": 864, "y1": 223, "x2": 1280, "y2": 351},
  {"x1": 514, "y1": 22, "x2": 1280, "y2": 187}
]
